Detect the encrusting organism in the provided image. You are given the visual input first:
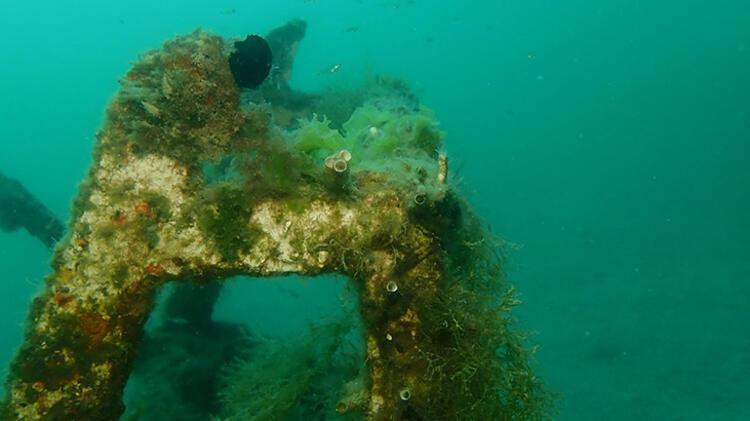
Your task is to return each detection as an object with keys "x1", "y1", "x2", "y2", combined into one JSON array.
[{"x1": 325, "y1": 149, "x2": 353, "y2": 173}]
